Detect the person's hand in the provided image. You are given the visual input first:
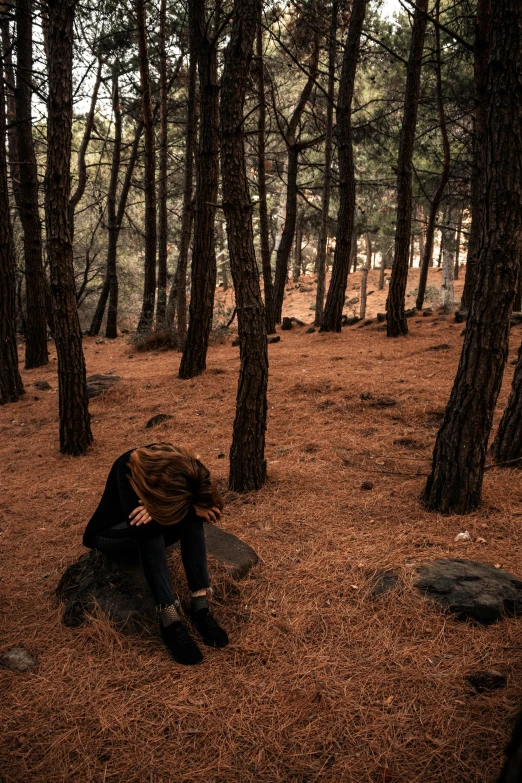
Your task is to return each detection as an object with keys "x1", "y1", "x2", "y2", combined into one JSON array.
[
  {"x1": 194, "y1": 505, "x2": 222, "y2": 524},
  {"x1": 129, "y1": 501, "x2": 152, "y2": 526}
]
